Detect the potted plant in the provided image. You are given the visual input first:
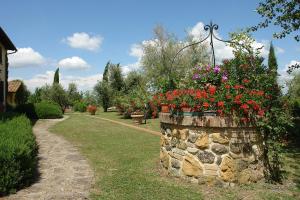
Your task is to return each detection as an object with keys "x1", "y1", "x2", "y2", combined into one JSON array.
[{"x1": 87, "y1": 105, "x2": 97, "y2": 115}]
